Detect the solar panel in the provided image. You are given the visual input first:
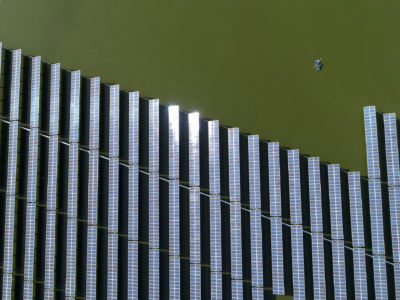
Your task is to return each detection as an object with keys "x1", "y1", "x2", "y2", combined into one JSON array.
[
  {"x1": 287, "y1": 149, "x2": 302, "y2": 225},
  {"x1": 327, "y1": 164, "x2": 344, "y2": 239},
  {"x1": 311, "y1": 232, "x2": 326, "y2": 298},
  {"x1": 332, "y1": 239, "x2": 347, "y2": 299},
  {"x1": 188, "y1": 112, "x2": 201, "y2": 299},
  {"x1": 66, "y1": 218, "x2": 78, "y2": 297},
  {"x1": 394, "y1": 263, "x2": 400, "y2": 299},
  {"x1": 373, "y1": 255, "x2": 388, "y2": 299},
  {"x1": 128, "y1": 240, "x2": 139, "y2": 300},
  {"x1": 389, "y1": 187, "x2": 400, "y2": 263},
  {"x1": 287, "y1": 149, "x2": 305, "y2": 300},
  {"x1": 363, "y1": 106, "x2": 381, "y2": 179},
  {"x1": 149, "y1": 247, "x2": 160, "y2": 299},
  {"x1": 44, "y1": 63, "x2": 60, "y2": 298},
  {"x1": 228, "y1": 128, "x2": 243, "y2": 296},
  {"x1": 2, "y1": 49, "x2": 21, "y2": 299},
  {"x1": 291, "y1": 225, "x2": 305, "y2": 300},
  {"x1": 368, "y1": 179, "x2": 386, "y2": 255},
  {"x1": 65, "y1": 71, "x2": 81, "y2": 298},
  {"x1": 107, "y1": 234, "x2": 118, "y2": 298},
  {"x1": 86, "y1": 77, "x2": 100, "y2": 298},
  {"x1": 347, "y1": 172, "x2": 368, "y2": 298},
  {"x1": 308, "y1": 157, "x2": 326, "y2": 298},
  {"x1": 268, "y1": 142, "x2": 285, "y2": 295},
  {"x1": 383, "y1": 113, "x2": 400, "y2": 186},
  {"x1": 108, "y1": 85, "x2": 120, "y2": 158},
  {"x1": 86, "y1": 225, "x2": 97, "y2": 298},
  {"x1": 208, "y1": 120, "x2": 222, "y2": 299},
  {"x1": 128, "y1": 91, "x2": 139, "y2": 165},
  {"x1": 352, "y1": 247, "x2": 368, "y2": 299},
  {"x1": 128, "y1": 163, "x2": 139, "y2": 241},
  {"x1": 247, "y1": 135, "x2": 264, "y2": 295}
]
